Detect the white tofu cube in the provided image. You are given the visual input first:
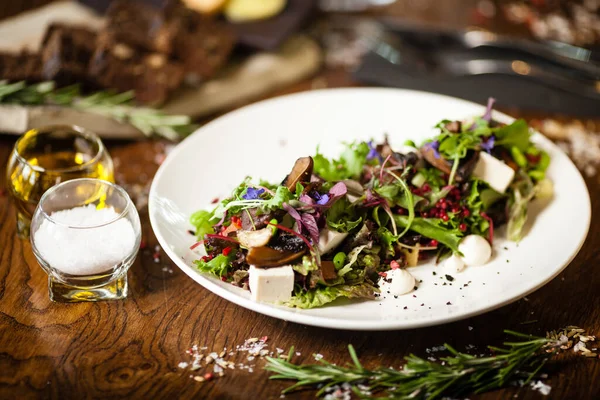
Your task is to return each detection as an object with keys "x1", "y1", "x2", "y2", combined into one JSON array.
[
  {"x1": 248, "y1": 265, "x2": 294, "y2": 303},
  {"x1": 472, "y1": 152, "x2": 515, "y2": 193},
  {"x1": 317, "y1": 228, "x2": 348, "y2": 255}
]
